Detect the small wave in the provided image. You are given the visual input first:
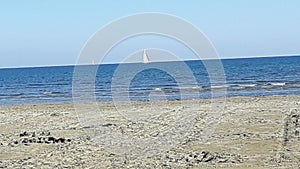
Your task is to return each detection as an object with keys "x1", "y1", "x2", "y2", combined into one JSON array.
[
  {"x1": 237, "y1": 84, "x2": 257, "y2": 87},
  {"x1": 43, "y1": 91, "x2": 65, "y2": 95},
  {"x1": 267, "y1": 82, "x2": 286, "y2": 86},
  {"x1": 256, "y1": 80, "x2": 268, "y2": 83},
  {"x1": 28, "y1": 83, "x2": 45, "y2": 87},
  {"x1": 290, "y1": 84, "x2": 300, "y2": 88},
  {"x1": 28, "y1": 83, "x2": 69, "y2": 88},
  {"x1": 261, "y1": 82, "x2": 287, "y2": 89},
  {"x1": 0, "y1": 93, "x2": 24, "y2": 97},
  {"x1": 10, "y1": 93, "x2": 24, "y2": 97},
  {"x1": 51, "y1": 83, "x2": 69, "y2": 86},
  {"x1": 210, "y1": 85, "x2": 228, "y2": 89},
  {"x1": 157, "y1": 86, "x2": 202, "y2": 92},
  {"x1": 154, "y1": 88, "x2": 162, "y2": 91},
  {"x1": 192, "y1": 86, "x2": 203, "y2": 89},
  {"x1": 228, "y1": 84, "x2": 257, "y2": 91},
  {"x1": 176, "y1": 86, "x2": 203, "y2": 90}
]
